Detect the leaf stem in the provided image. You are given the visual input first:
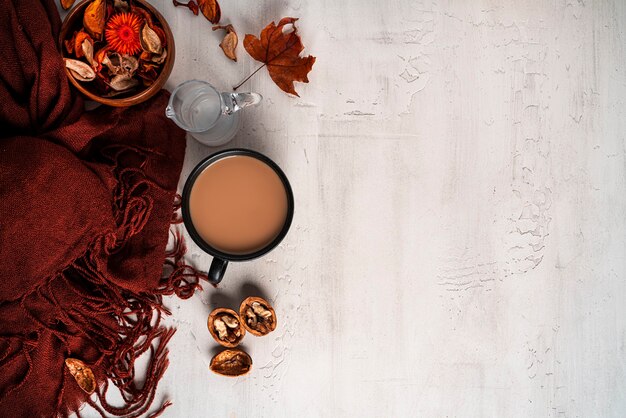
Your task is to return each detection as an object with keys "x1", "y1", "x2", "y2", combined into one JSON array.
[{"x1": 233, "y1": 64, "x2": 266, "y2": 91}]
